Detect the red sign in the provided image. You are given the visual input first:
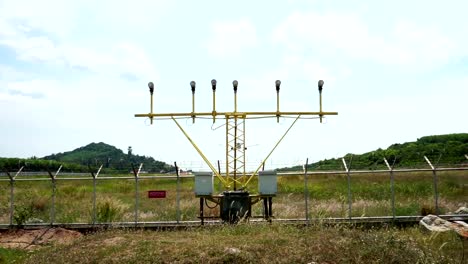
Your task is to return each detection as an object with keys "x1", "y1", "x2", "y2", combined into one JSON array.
[{"x1": 148, "y1": 190, "x2": 166, "y2": 198}]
